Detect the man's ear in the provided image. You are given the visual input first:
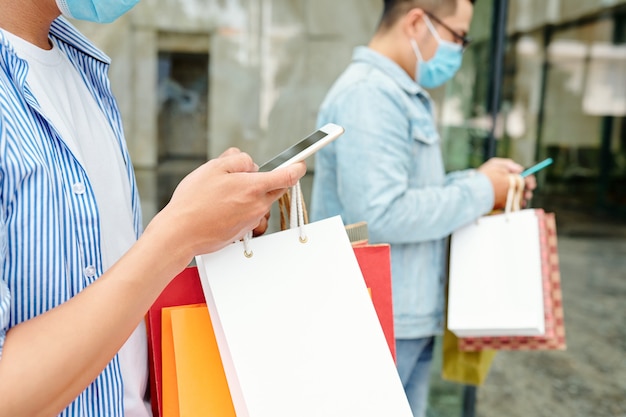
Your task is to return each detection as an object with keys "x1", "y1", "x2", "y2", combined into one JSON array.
[{"x1": 402, "y1": 8, "x2": 427, "y2": 38}]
